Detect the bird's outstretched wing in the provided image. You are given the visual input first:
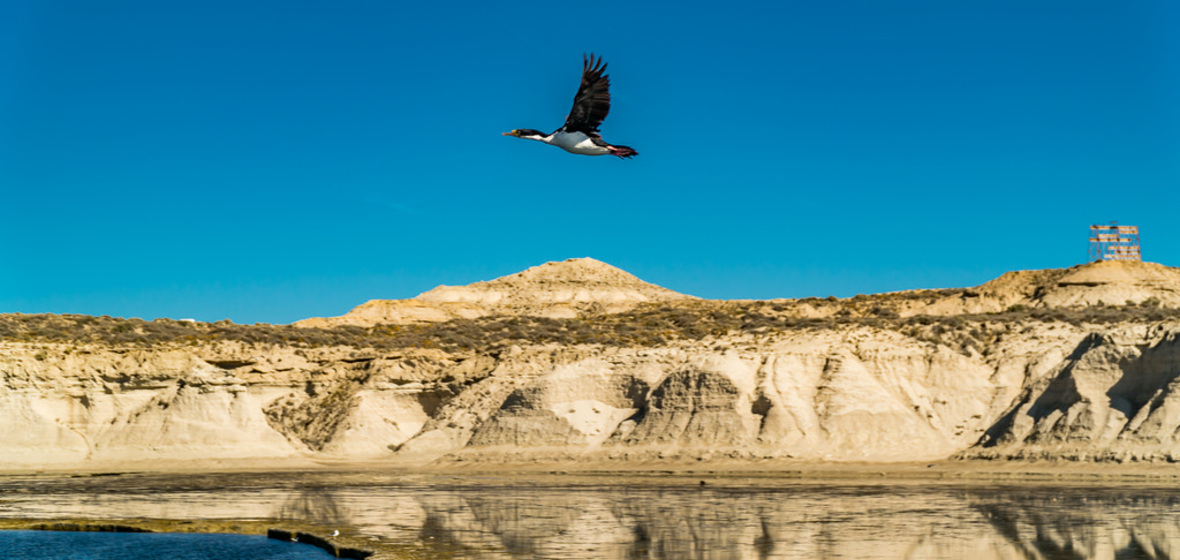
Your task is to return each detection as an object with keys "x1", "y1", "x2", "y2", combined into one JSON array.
[{"x1": 563, "y1": 53, "x2": 611, "y2": 134}]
